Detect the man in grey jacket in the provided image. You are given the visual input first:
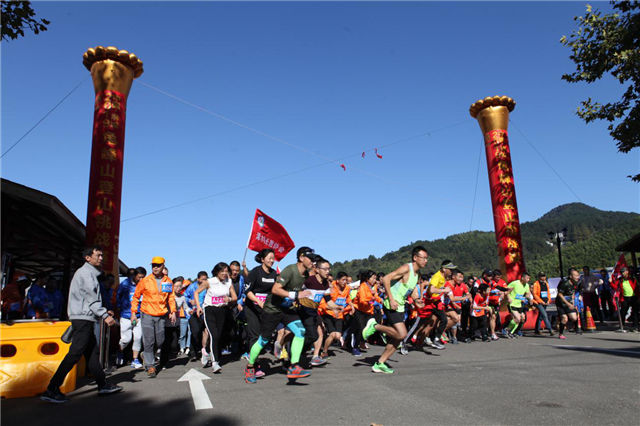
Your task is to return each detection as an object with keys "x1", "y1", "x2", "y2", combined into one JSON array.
[{"x1": 41, "y1": 246, "x2": 123, "y2": 403}]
